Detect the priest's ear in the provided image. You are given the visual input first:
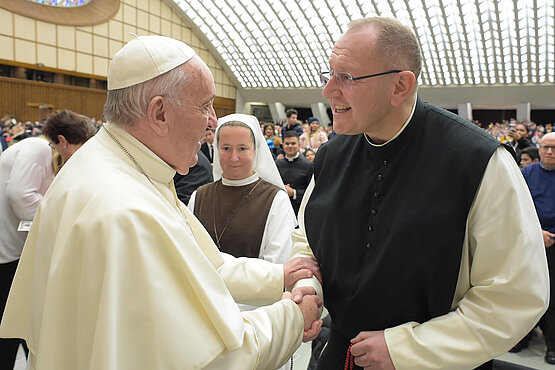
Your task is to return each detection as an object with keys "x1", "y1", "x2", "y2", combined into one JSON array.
[
  {"x1": 390, "y1": 71, "x2": 416, "y2": 107},
  {"x1": 146, "y1": 96, "x2": 169, "y2": 136}
]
